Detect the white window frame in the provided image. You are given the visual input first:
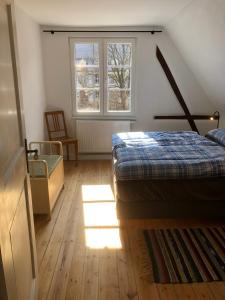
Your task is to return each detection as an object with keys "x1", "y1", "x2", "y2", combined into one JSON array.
[
  {"x1": 70, "y1": 38, "x2": 103, "y2": 117},
  {"x1": 70, "y1": 37, "x2": 136, "y2": 119}
]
